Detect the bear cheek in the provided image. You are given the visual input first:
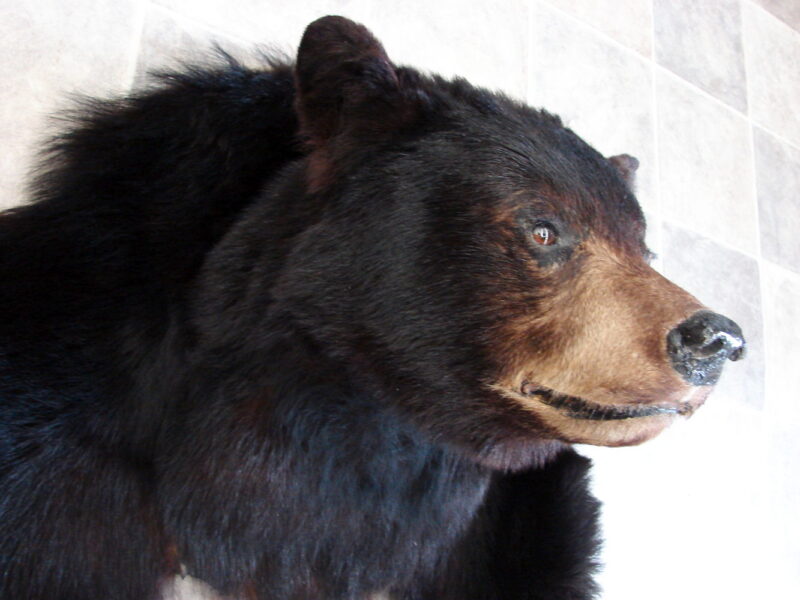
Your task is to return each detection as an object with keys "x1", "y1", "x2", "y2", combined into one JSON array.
[
  {"x1": 488, "y1": 239, "x2": 712, "y2": 446},
  {"x1": 546, "y1": 244, "x2": 703, "y2": 402}
]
